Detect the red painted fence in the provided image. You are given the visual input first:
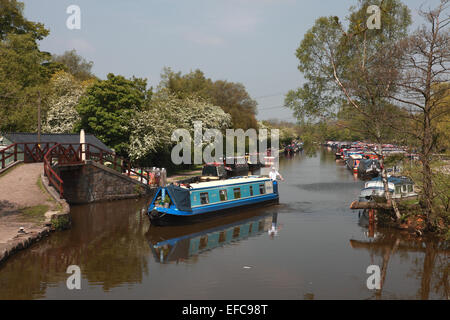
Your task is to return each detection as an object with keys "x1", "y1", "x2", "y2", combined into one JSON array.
[{"x1": 1, "y1": 142, "x2": 161, "y2": 198}]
